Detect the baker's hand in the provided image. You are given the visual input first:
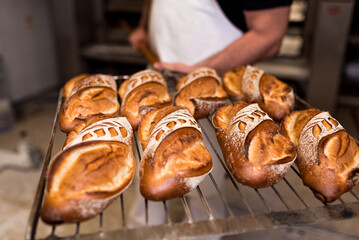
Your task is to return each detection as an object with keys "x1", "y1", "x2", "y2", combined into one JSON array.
[
  {"x1": 153, "y1": 62, "x2": 197, "y2": 73},
  {"x1": 129, "y1": 27, "x2": 147, "y2": 50}
]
